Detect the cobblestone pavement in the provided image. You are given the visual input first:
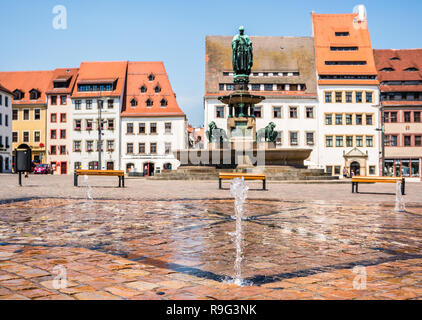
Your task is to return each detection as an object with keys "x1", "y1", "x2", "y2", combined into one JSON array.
[{"x1": 0, "y1": 190, "x2": 422, "y2": 300}]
